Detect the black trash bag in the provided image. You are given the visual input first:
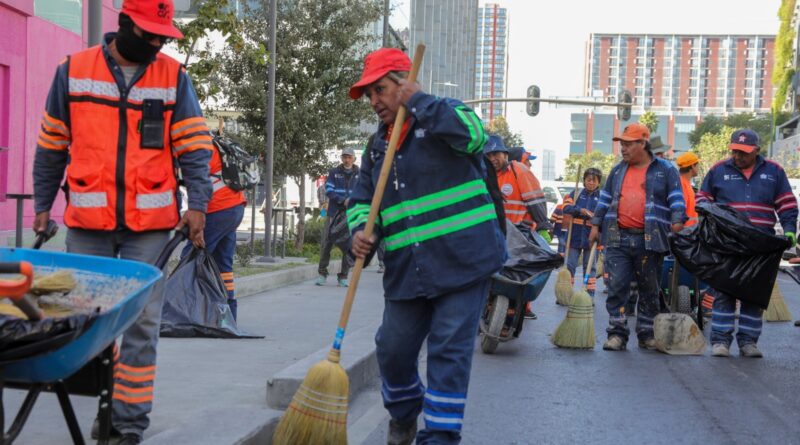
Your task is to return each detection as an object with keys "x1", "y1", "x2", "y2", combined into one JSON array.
[
  {"x1": 160, "y1": 248, "x2": 261, "y2": 338},
  {"x1": 500, "y1": 222, "x2": 564, "y2": 281},
  {"x1": 670, "y1": 202, "x2": 790, "y2": 309},
  {"x1": 0, "y1": 312, "x2": 95, "y2": 365}
]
